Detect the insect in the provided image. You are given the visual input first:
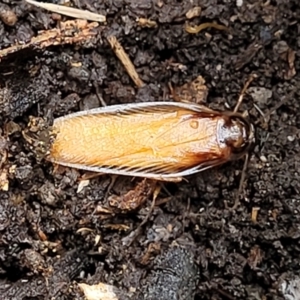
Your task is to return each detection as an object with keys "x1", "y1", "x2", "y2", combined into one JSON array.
[{"x1": 48, "y1": 100, "x2": 255, "y2": 182}]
